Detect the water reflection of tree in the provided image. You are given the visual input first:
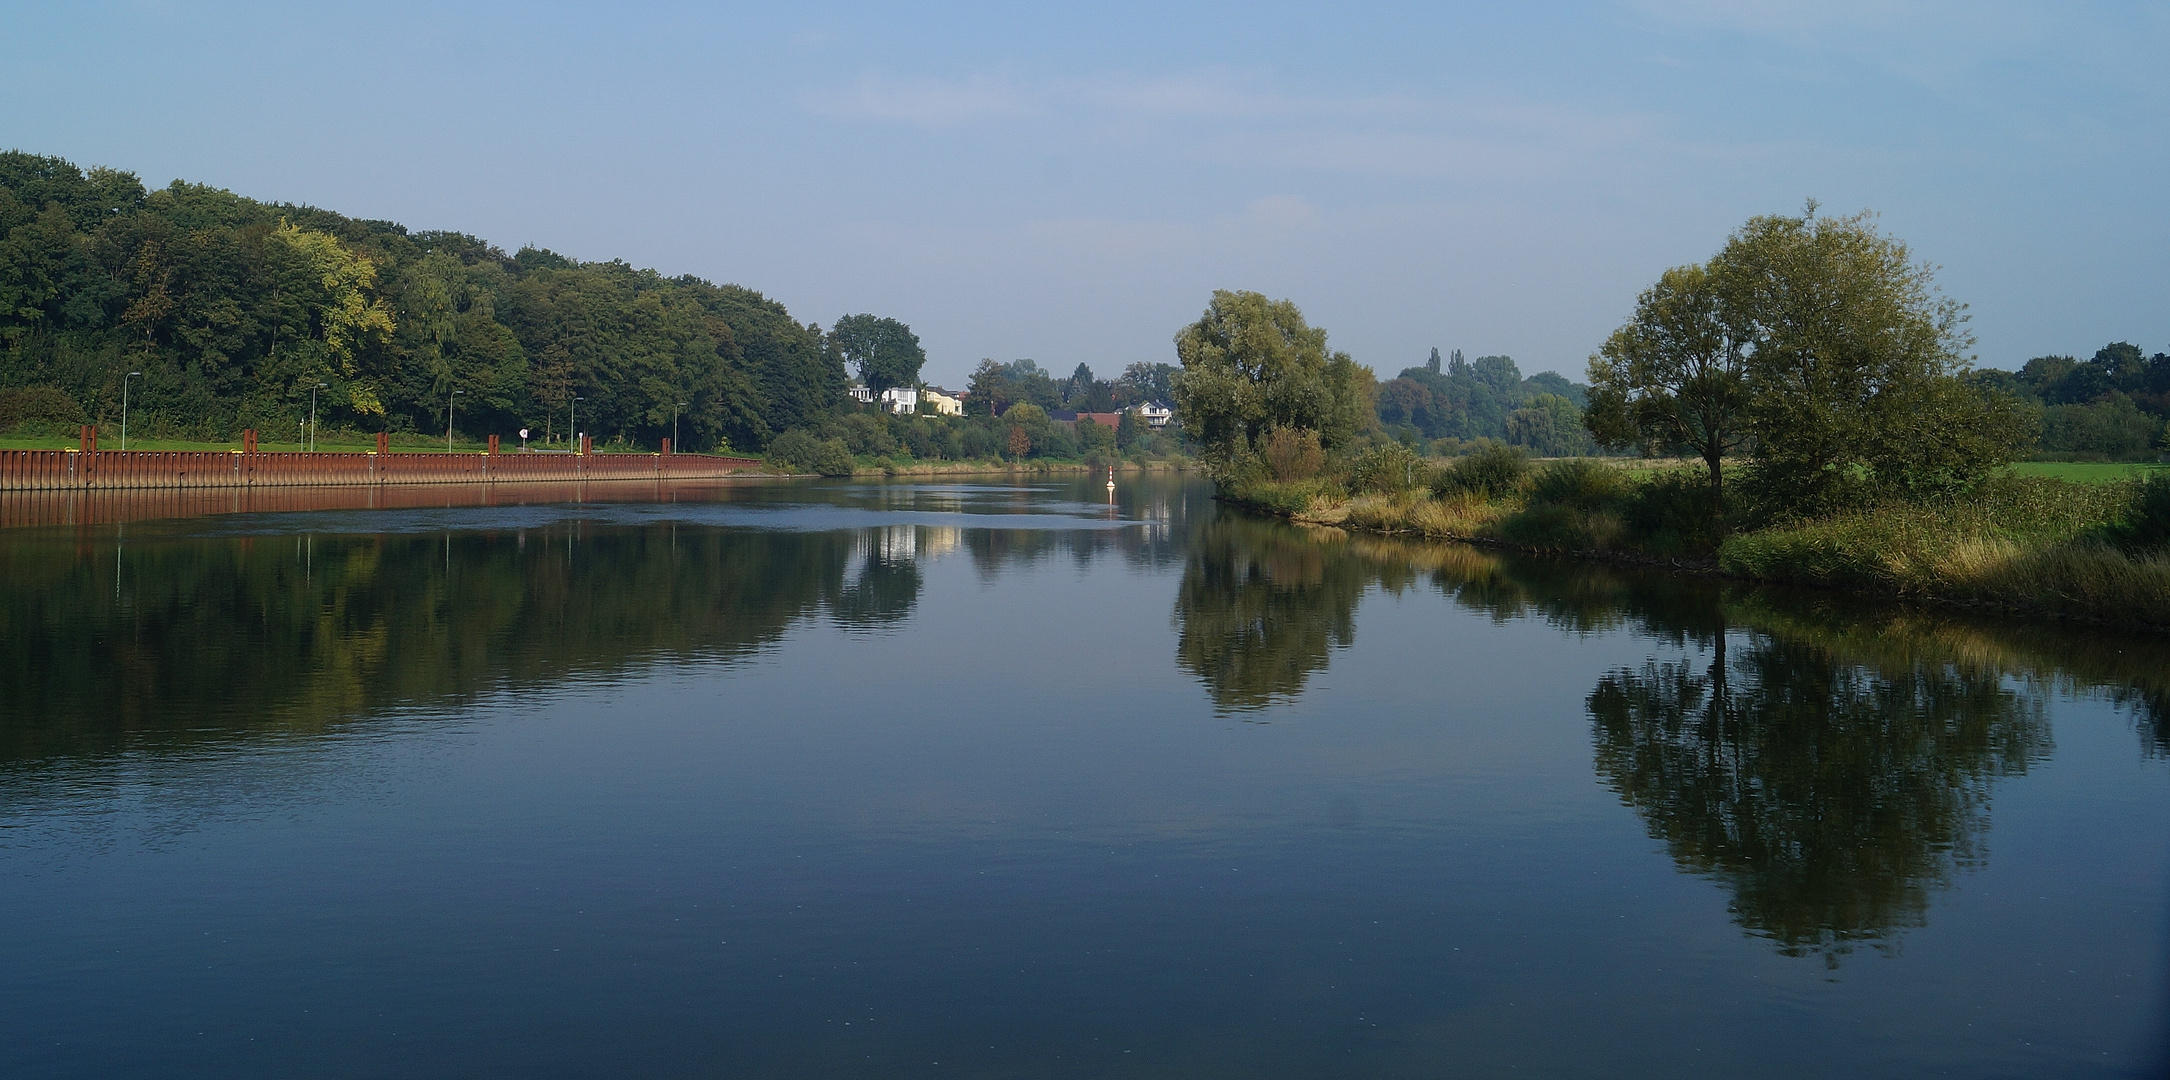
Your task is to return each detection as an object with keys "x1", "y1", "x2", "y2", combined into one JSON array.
[
  {"x1": 1588, "y1": 631, "x2": 2050, "y2": 961},
  {"x1": 0, "y1": 523, "x2": 905, "y2": 769},
  {"x1": 1172, "y1": 517, "x2": 1371, "y2": 712}
]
